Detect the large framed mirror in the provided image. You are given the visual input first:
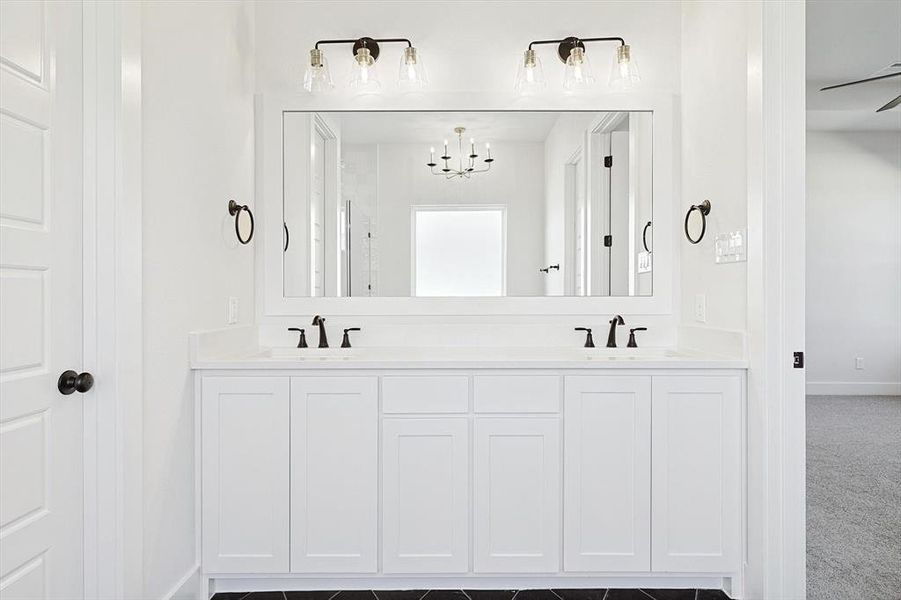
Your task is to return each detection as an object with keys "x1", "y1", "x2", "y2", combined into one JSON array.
[{"x1": 281, "y1": 110, "x2": 653, "y2": 299}]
